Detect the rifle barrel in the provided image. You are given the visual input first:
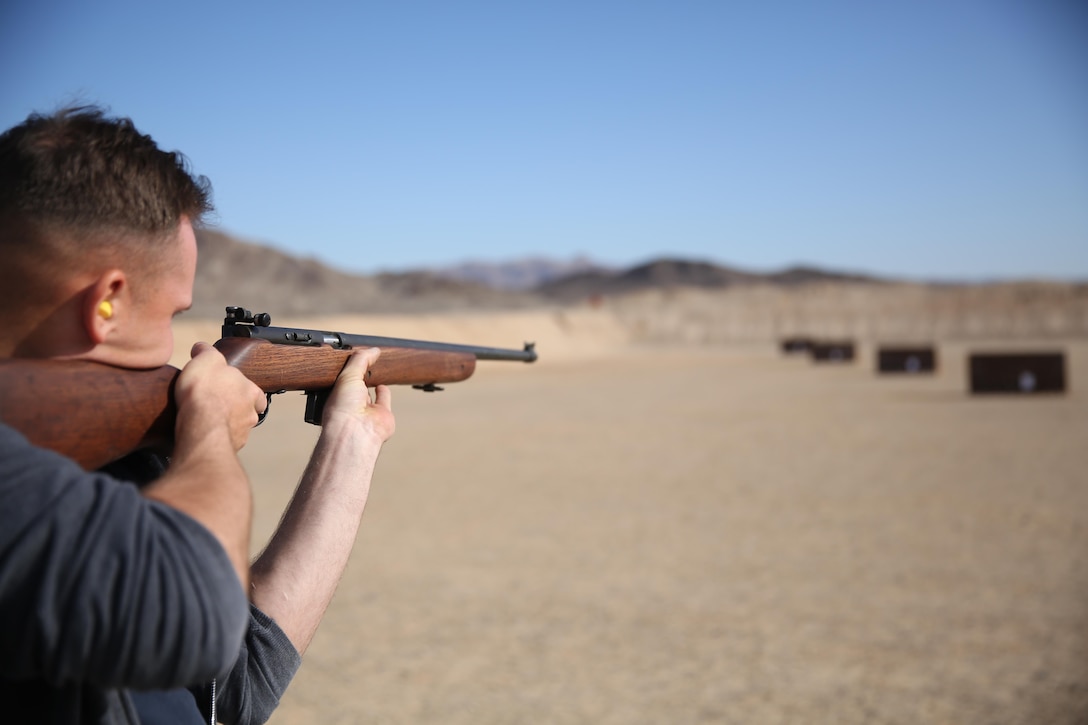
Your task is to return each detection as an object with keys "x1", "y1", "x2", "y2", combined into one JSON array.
[{"x1": 225, "y1": 324, "x2": 538, "y2": 363}]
